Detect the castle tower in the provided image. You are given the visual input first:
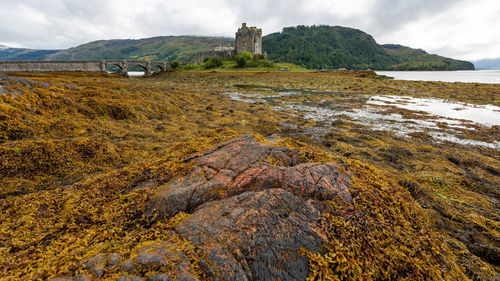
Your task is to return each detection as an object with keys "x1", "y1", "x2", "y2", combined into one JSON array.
[{"x1": 235, "y1": 23, "x2": 262, "y2": 55}]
